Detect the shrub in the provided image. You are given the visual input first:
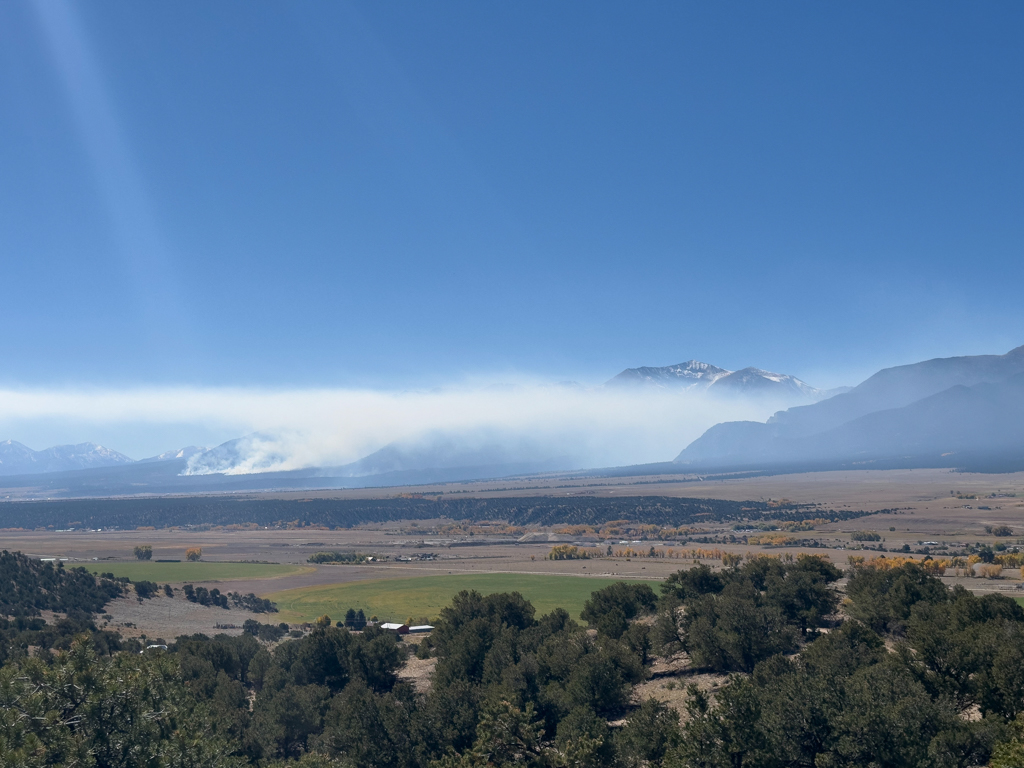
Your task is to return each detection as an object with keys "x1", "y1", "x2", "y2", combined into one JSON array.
[
  {"x1": 133, "y1": 580, "x2": 159, "y2": 599},
  {"x1": 681, "y1": 582, "x2": 797, "y2": 672},
  {"x1": 979, "y1": 564, "x2": 1003, "y2": 579},
  {"x1": 661, "y1": 564, "x2": 724, "y2": 601},
  {"x1": 343, "y1": 608, "x2": 367, "y2": 629},
  {"x1": 228, "y1": 591, "x2": 278, "y2": 613},
  {"x1": 851, "y1": 531, "x2": 882, "y2": 542},
  {"x1": 846, "y1": 561, "x2": 949, "y2": 634},
  {"x1": 548, "y1": 544, "x2": 596, "y2": 560},
  {"x1": 581, "y1": 582, "x2": 658, "y2": 639},
  {"x1": 308, "y1": 551, "x2": 372, "y2": 564},
  {"x1": 243, "y1": 618, "x2": 286, "y2": 641},
  {"x1": 182, "y1": 584, "x2": 228, "y2": 608},
  {"x1": 415, "y1": 637, "x2": 432, "y2": 658}
]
